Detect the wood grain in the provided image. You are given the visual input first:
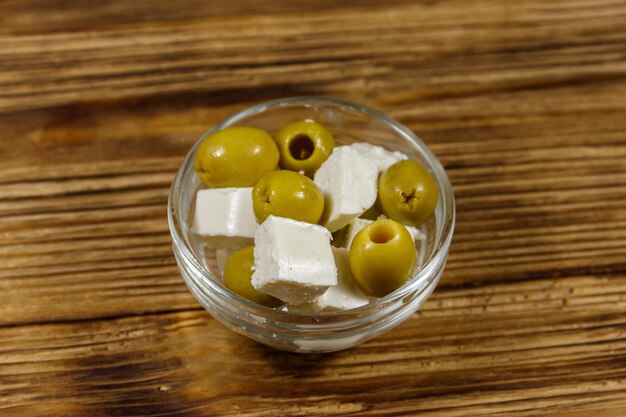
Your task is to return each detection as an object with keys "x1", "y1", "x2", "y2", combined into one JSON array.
[{"x1": 1, "y1": 0, "x2": 625, "y2": 415}]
